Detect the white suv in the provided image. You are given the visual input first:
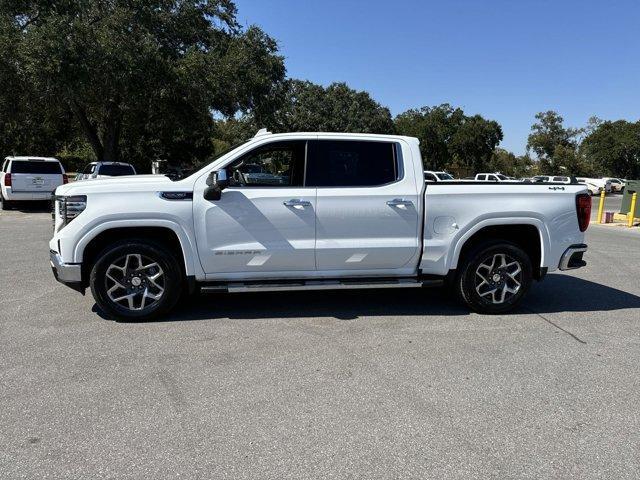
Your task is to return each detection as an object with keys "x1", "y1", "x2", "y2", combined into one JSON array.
[
  {"x1": 75, "y1": 162, "x2": 137, "y2": 181},
  {"x1": 1, "y1": 157, "x2": 66, "y2": 210}
]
